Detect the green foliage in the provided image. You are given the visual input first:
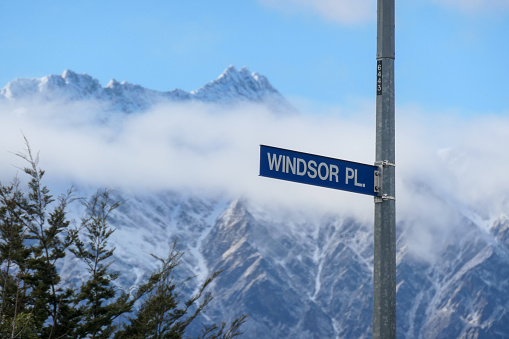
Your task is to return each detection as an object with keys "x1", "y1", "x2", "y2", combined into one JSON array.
[
  {"x1": 1, "y1": 138, "x2": 79, "y2": 338},
  {"x1": 0, "y1": 178, "x2": 31, "y2": 327},
  {"x1": 0, "y1": 312, "x2": 37, "y2": 339},
  {"x1": 114, "y1": 244, "x2": 205, "y2": 338},
  {"x1": 70, "y1": 189, "x2": 128, "y2": 338},
  {"x1": 198, "y1": 314, "x2": 248, "y2": 339},
  {"x1": 0, "y1": 139, "x2": 247, "y2": 338},
  {"x1": 114, "y1": 244, "x2": 247, "y2": 339}
]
